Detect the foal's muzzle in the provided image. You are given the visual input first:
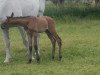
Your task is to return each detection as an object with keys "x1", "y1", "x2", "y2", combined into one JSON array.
[{"x1": 1, "y1": 24, "x2": 7, "y2": 29}]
